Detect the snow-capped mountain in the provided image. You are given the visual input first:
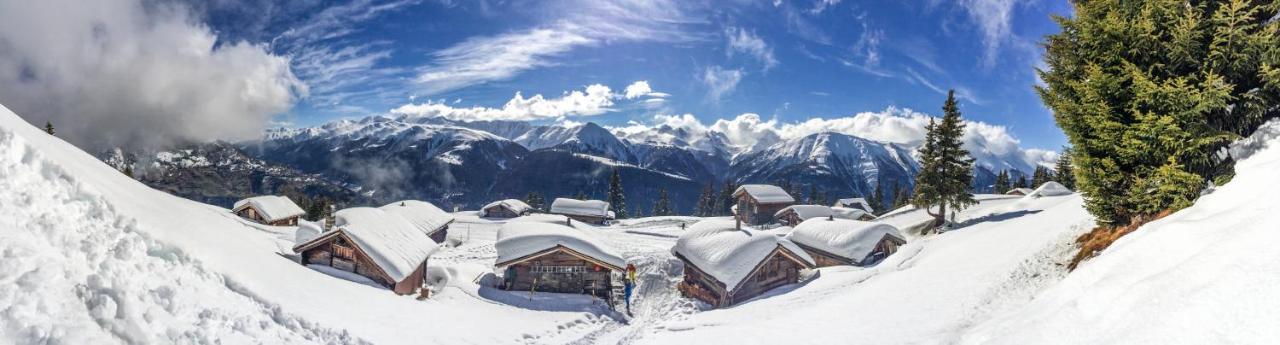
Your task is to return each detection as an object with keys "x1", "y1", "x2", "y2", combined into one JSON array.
[
  {"x1": 728, "y1": 132, "x2": 920, "y2": 200},
  {"x1": 515, "y1": 122, "x2": 637, "y2": 163}
]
